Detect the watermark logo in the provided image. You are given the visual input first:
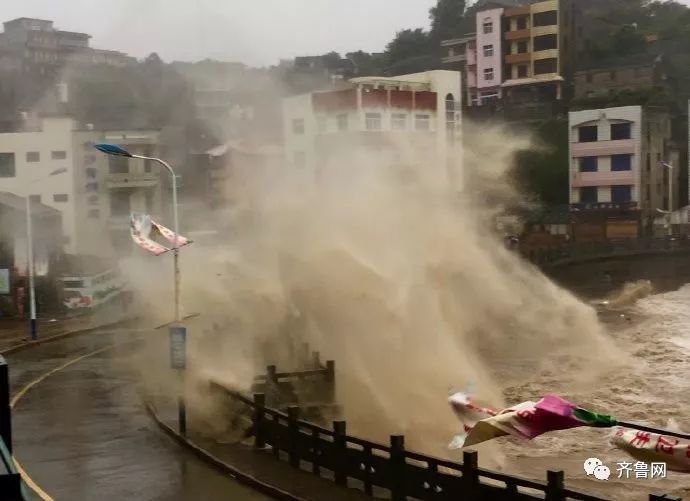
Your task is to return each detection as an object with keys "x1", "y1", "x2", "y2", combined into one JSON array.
[{"x1": 583, "y1": 458, "x2": 667, "y2": 480}]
